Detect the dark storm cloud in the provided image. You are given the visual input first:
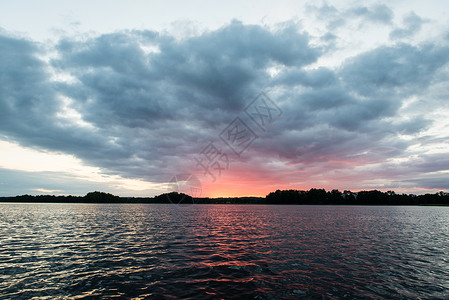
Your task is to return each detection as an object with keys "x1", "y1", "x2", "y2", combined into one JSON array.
[
  {"x1": 1, "y1": 22, "x2": 320, "y2": 181},
  {"x1": 1, "y1": 17, "x2": 449, "y2": 191},
  {"x1": 55, "y1": 21, "x2": 318, "y2": 119},
  {"x1": 0, "y1": 33, "x2": 111, "y2": 156},
  {"x1": 0, "y1": 34, "x2": 55, "y2": 129}
]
